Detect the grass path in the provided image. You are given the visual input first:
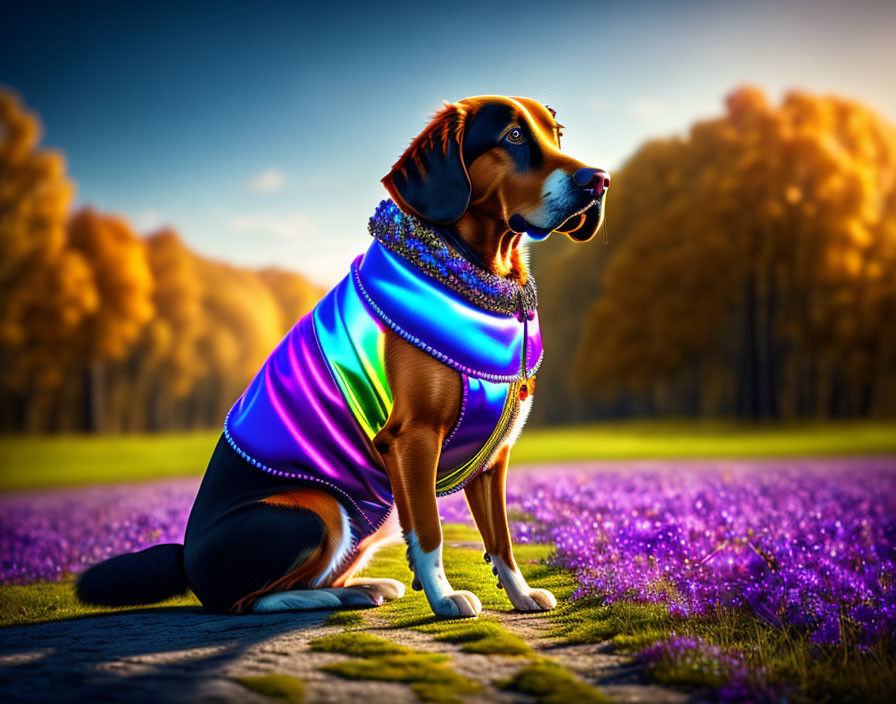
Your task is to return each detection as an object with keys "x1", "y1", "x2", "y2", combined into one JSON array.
[{"x1": 2, "y1": 420, "x2": 896, "y2": 491}]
